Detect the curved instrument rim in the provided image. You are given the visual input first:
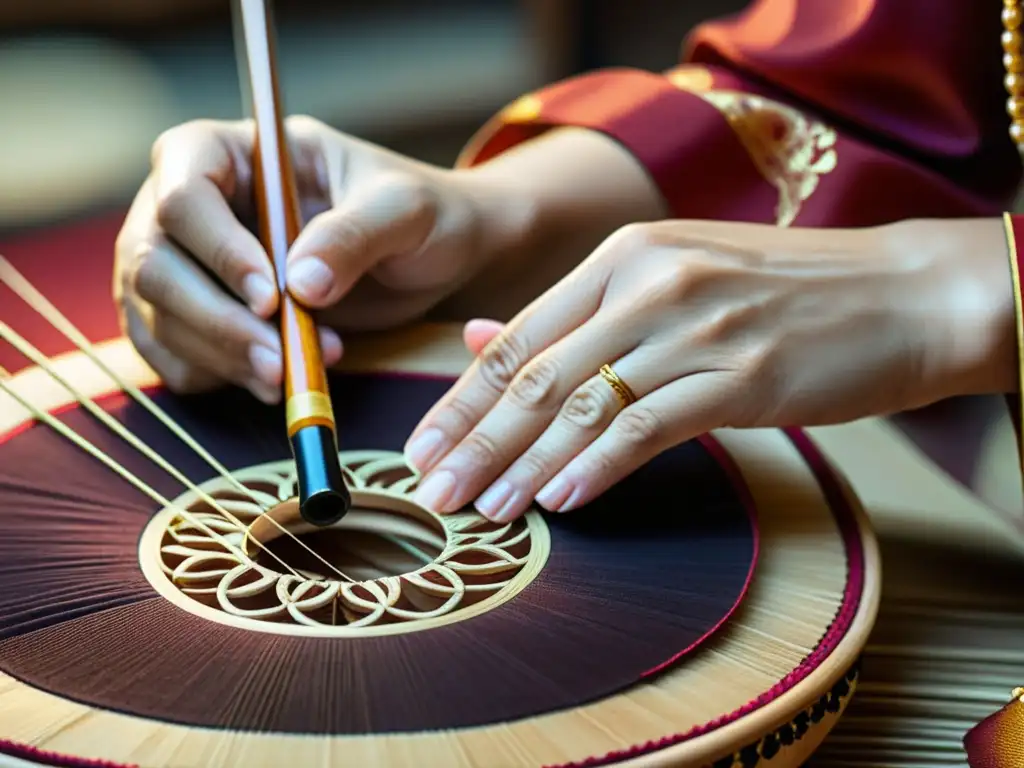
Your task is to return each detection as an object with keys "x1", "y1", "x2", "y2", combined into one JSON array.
[{"x1": 0, "y1": 326, "x2": 880, "y2": 768}]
